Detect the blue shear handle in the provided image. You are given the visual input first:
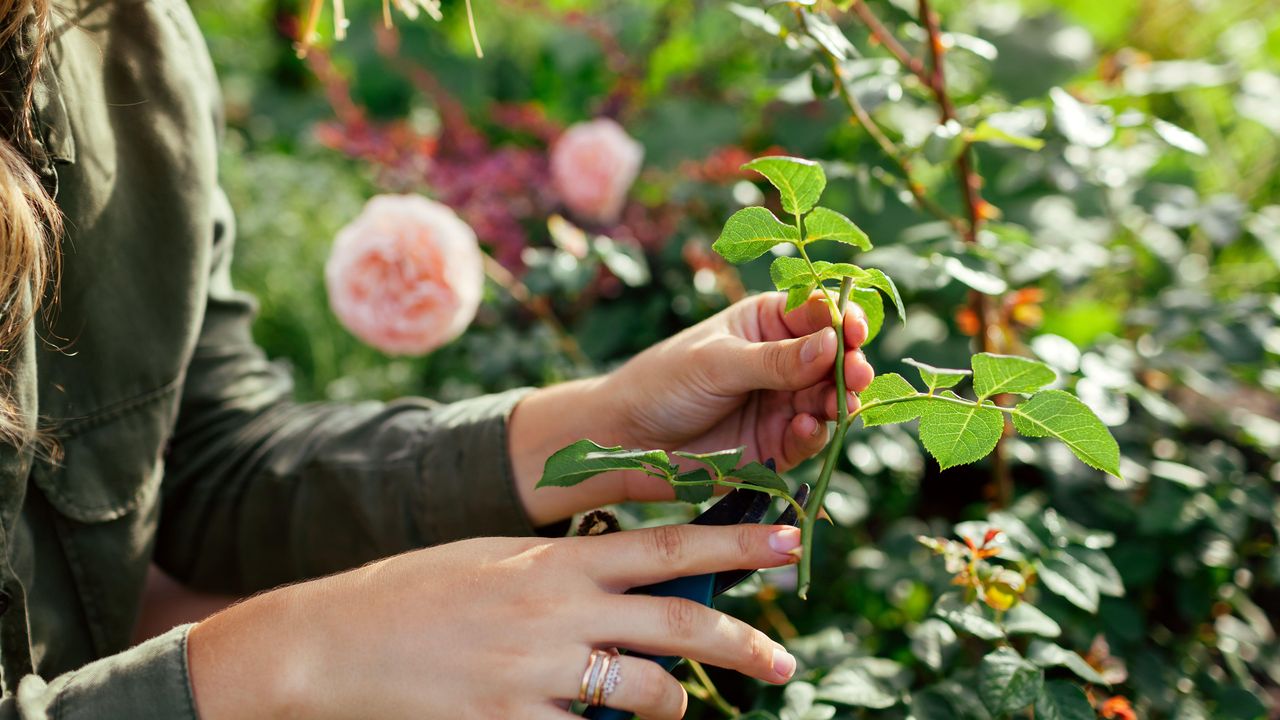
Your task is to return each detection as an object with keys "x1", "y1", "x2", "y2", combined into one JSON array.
[{"x1": 581, "y1": 573, "x2": 717, "y2": 720}]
